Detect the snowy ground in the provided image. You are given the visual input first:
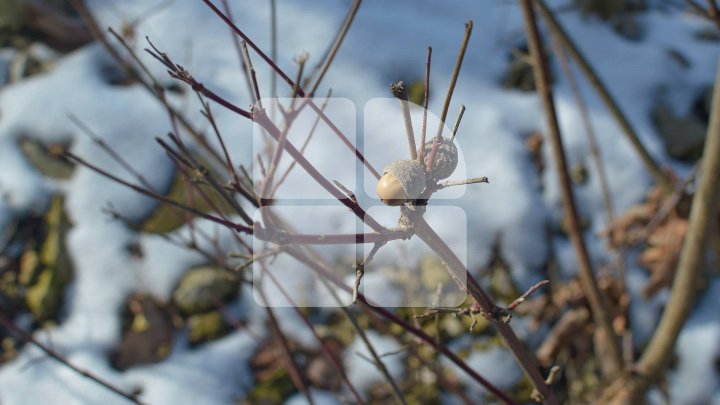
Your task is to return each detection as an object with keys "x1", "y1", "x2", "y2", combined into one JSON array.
[{"x1": 0, "y1": 0, "x2": 718, "y2": 404}]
